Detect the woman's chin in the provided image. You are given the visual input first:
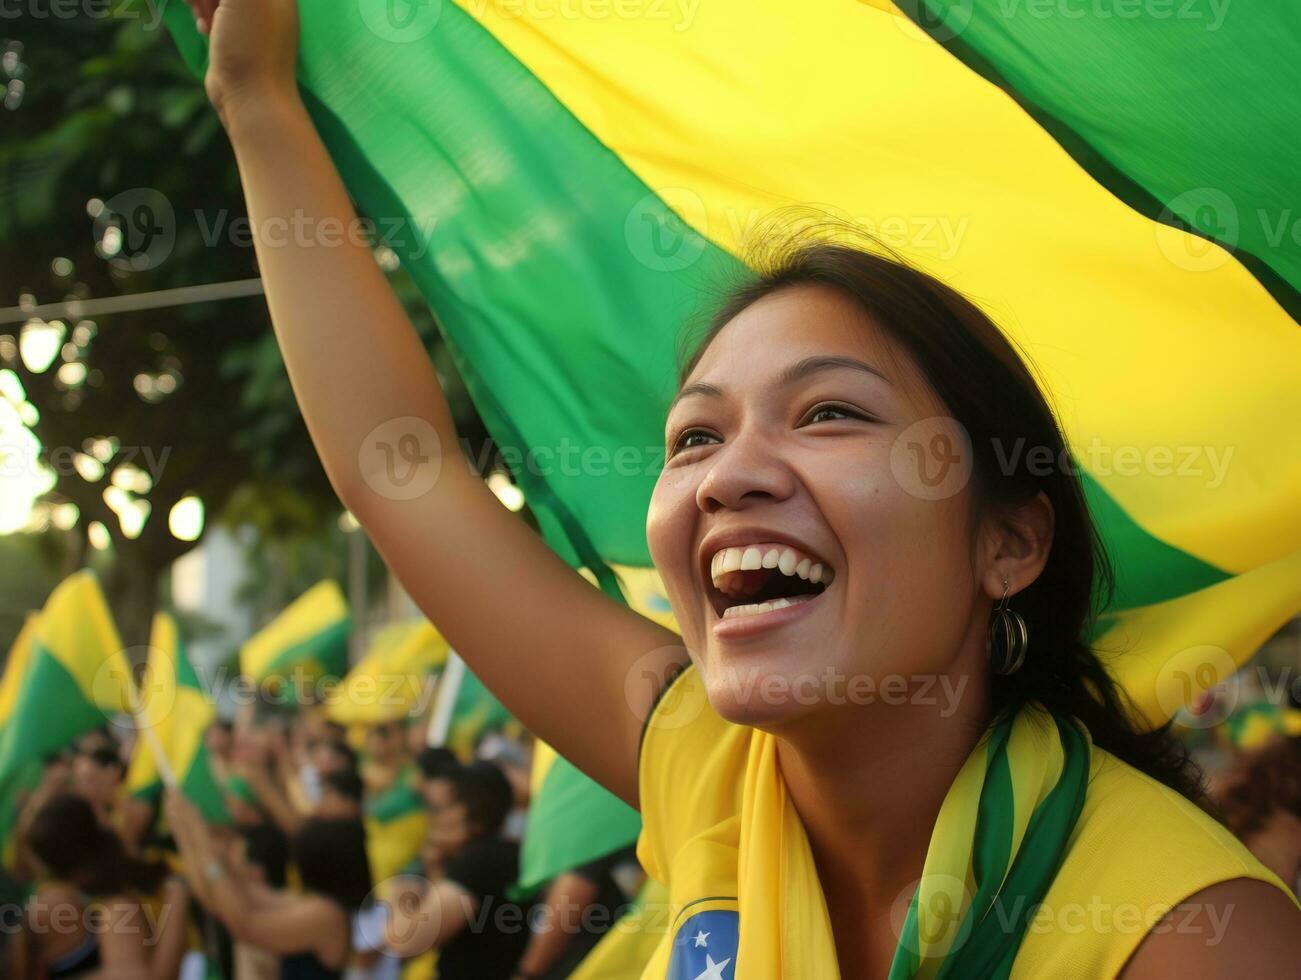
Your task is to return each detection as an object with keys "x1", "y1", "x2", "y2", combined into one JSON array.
[{"x1": 700, "y1": 660, "x2": 823, "y2": 730}]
